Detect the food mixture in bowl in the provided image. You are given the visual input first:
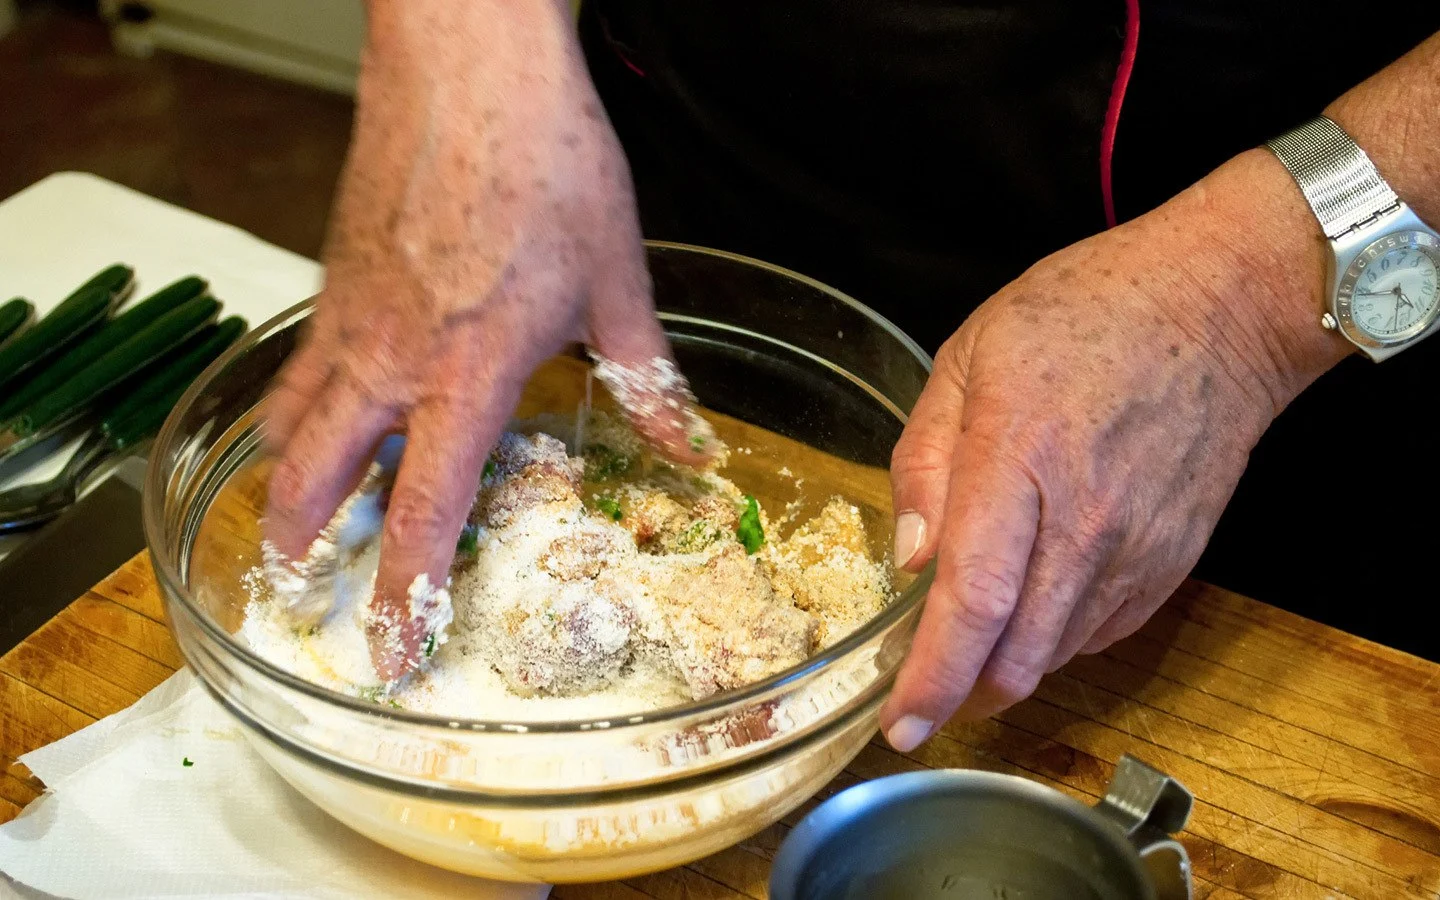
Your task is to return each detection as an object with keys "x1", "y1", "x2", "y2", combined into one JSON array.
[{"x1": 241, "y1": 411, "x2": 894, "y2": 720}]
